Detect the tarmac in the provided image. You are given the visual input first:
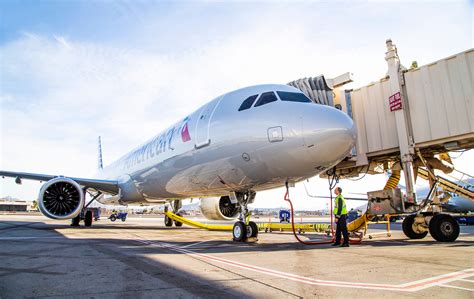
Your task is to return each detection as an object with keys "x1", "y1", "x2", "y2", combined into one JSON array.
[{"x1": 0, "y1": 214, "x2": 473, "y2": 298}]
